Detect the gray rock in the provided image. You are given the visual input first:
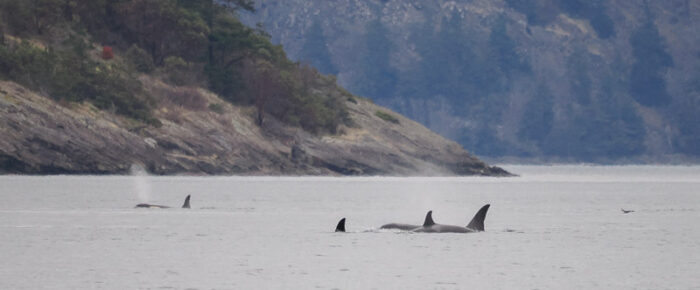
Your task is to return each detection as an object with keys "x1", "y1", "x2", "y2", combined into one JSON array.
[{"x1": 0, "y1": 81, "x2": 511, "y2": 176}]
